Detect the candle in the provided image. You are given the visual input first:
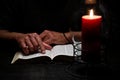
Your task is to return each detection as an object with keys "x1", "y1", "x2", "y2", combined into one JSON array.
[
  {"x1": 82, "y1": 9, "x2": 102, "y2": 62},
  {"x1": 82, "y1": 9, "x2": 102, "y2": 39}
]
